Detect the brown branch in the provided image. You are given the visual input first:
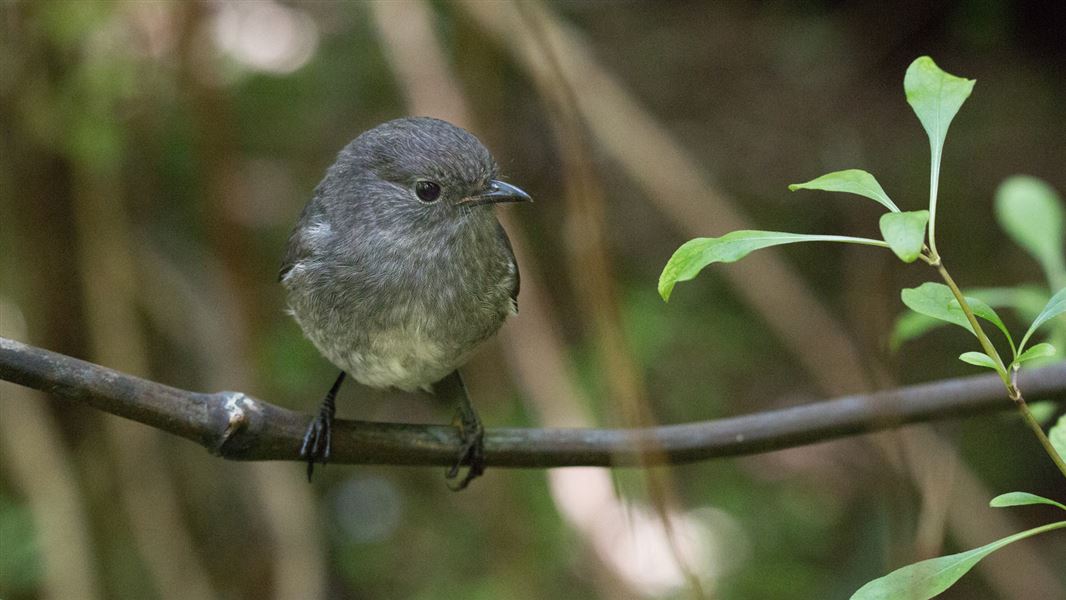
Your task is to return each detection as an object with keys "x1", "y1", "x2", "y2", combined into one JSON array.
[{"x1": 2, "y1": 336, "x2": 1064, "y2": 468}]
